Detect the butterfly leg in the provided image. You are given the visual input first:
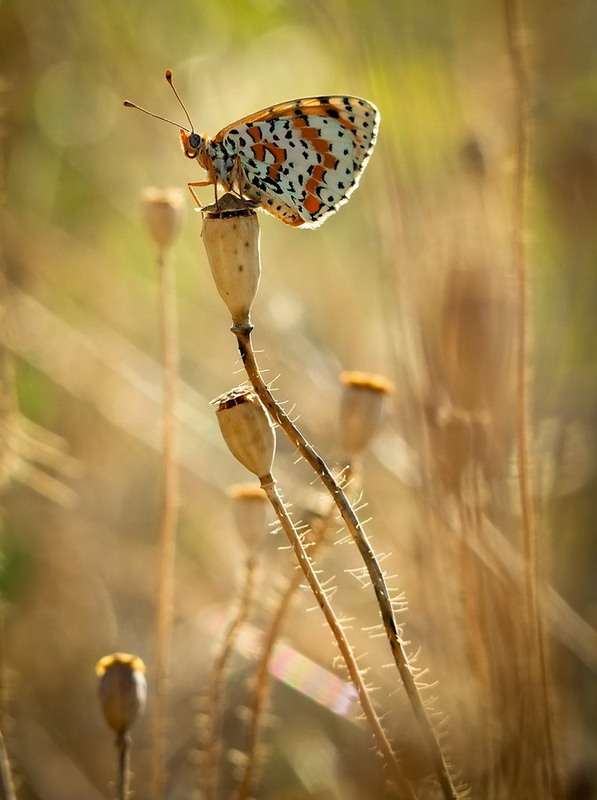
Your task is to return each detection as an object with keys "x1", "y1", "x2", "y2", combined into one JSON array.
[
  {"x1": 232, "y1": 156, "x2": 252, "y2": 213},
  {"x1": 188, "y1": 159, "x2": 220, "y2": 210},
  {"x1": 187, "y1": 179, "x2": 211, "y2": 208}
]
